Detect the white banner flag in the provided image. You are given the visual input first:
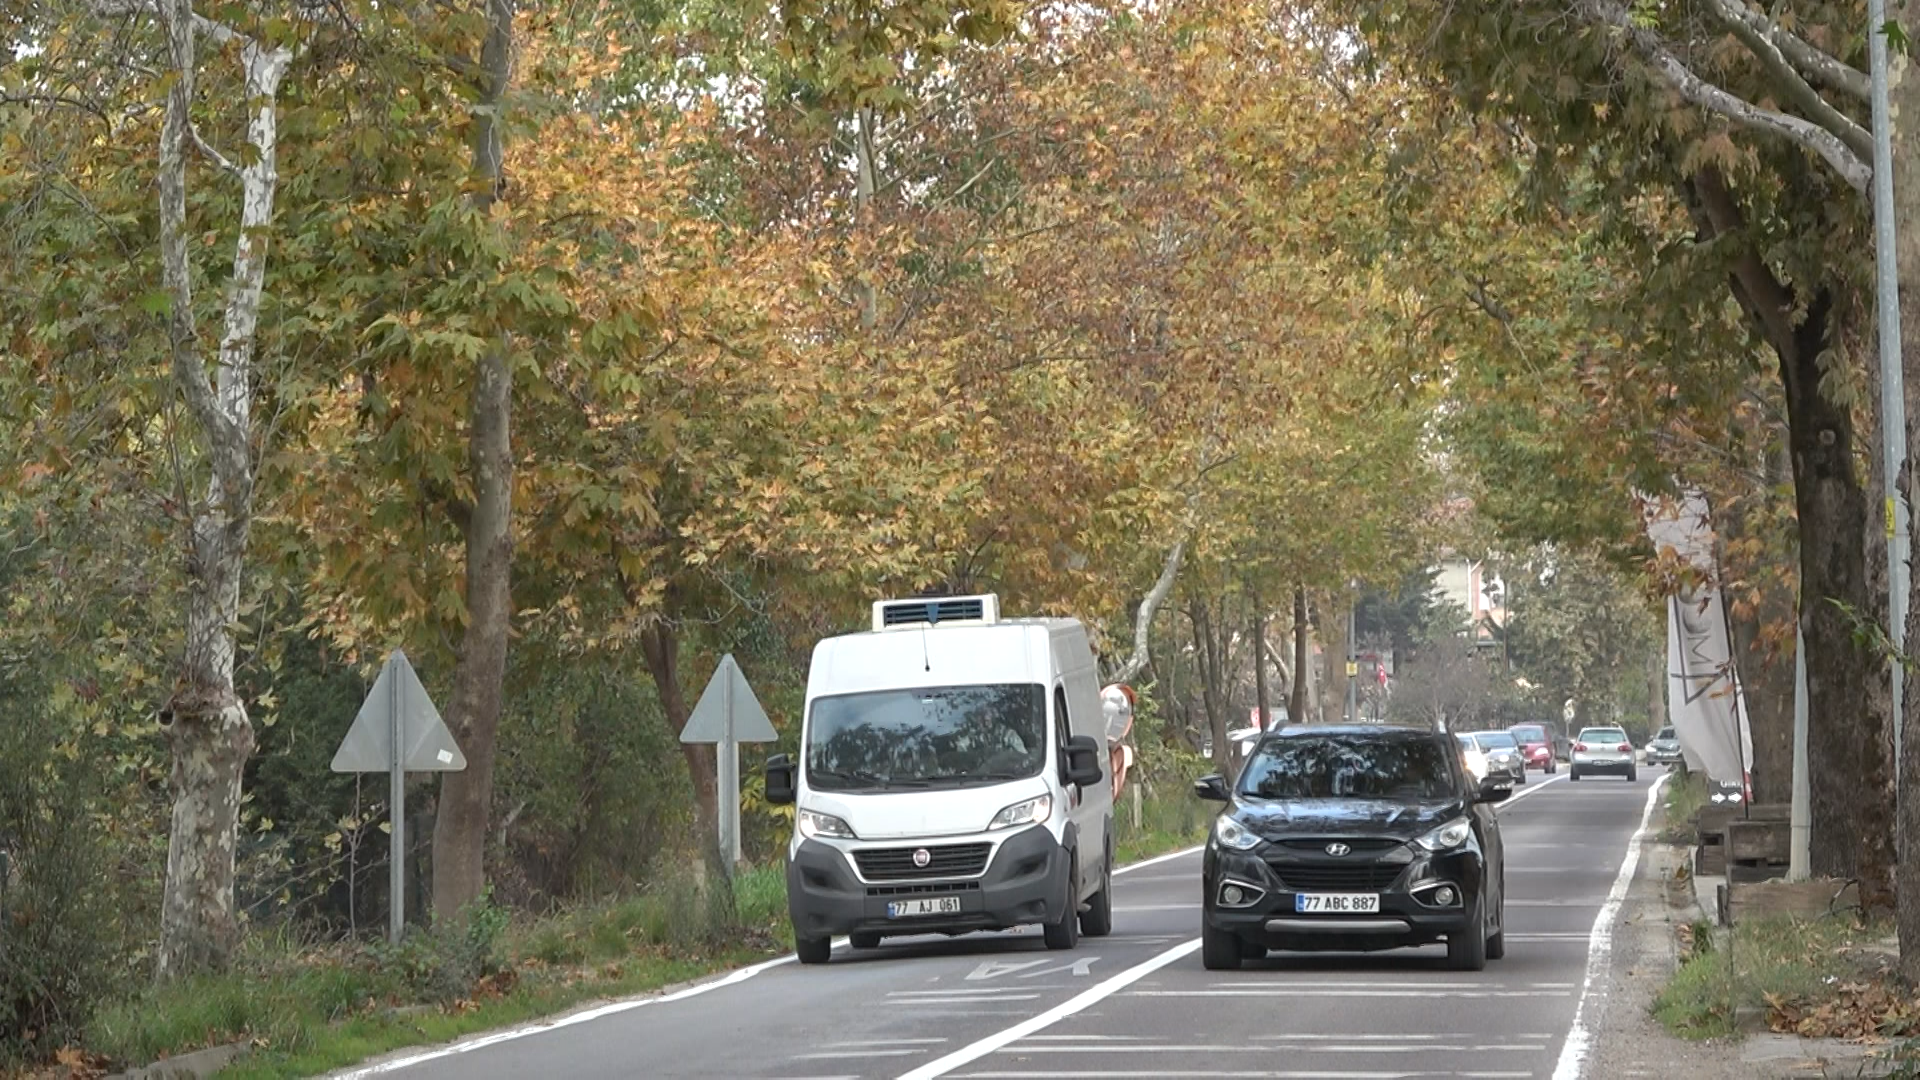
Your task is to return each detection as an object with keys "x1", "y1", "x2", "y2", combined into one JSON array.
[{"x1": 1641, "y1": 491, "x2": 1754, "y2": 791}]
